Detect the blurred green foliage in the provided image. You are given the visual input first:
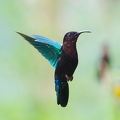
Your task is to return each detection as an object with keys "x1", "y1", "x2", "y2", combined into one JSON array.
[{"x1": 0, "y1": 0, "x2": 120, "y2": 120}]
